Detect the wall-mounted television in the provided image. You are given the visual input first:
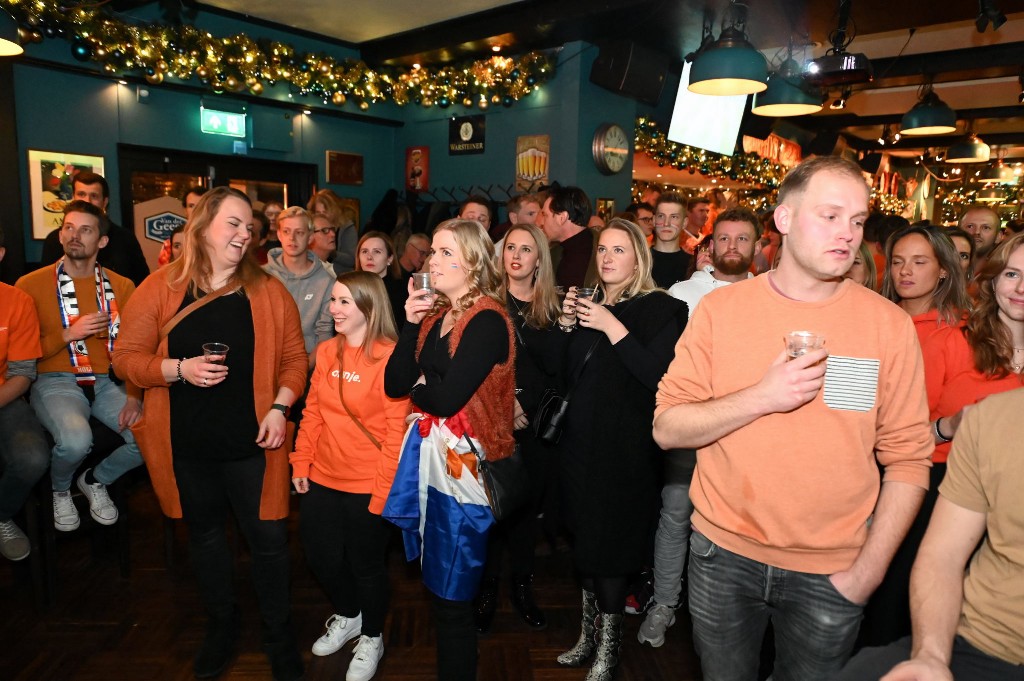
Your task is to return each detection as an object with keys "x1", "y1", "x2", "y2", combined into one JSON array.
[{"x1": 667, "y1": 62, "x2": 748, "y2": 157}]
